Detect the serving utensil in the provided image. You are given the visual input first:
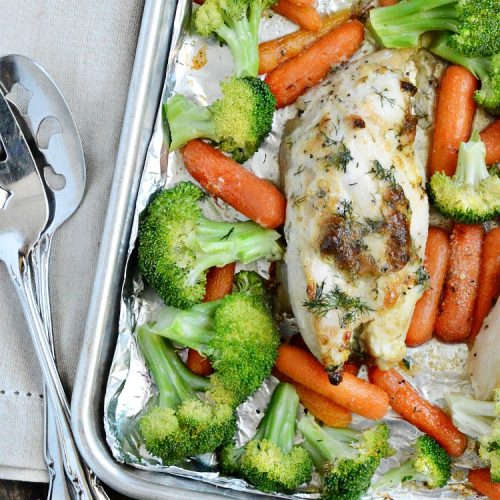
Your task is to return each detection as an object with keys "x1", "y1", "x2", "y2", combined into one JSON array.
[
  {"x1": 0, "y1": 88, "x2": 94, "y2": 498},
  {"x1": 0, "y1": 55, "x2": 108, "y2": 499}
]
